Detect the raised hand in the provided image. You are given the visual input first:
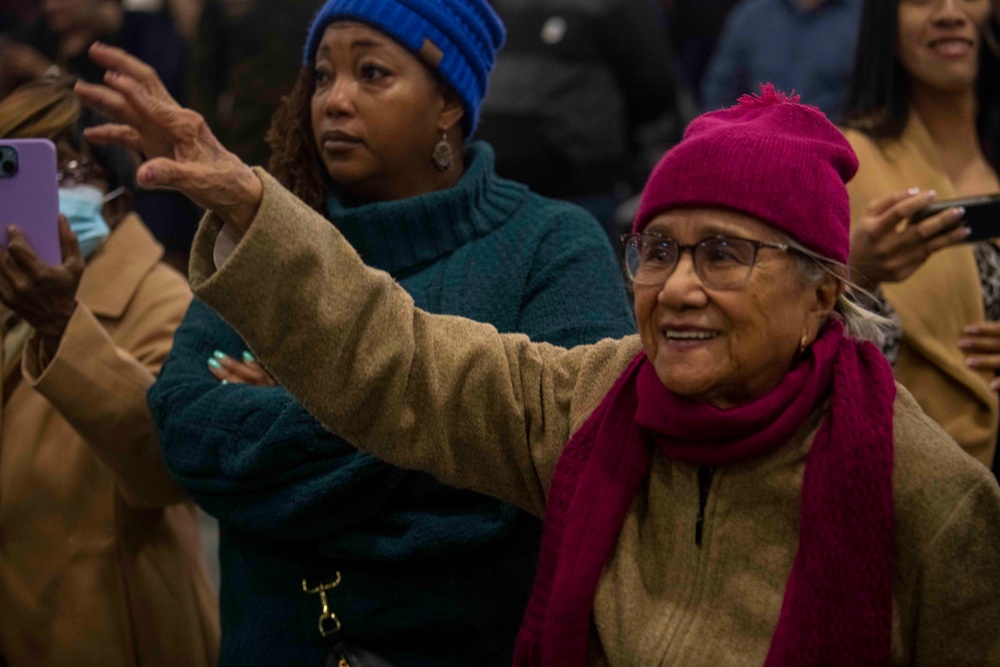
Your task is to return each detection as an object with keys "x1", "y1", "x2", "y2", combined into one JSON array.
[
  {"x1": 849, "y1": 188, "x2": 969, "y2": 290},
  {"x1": 73, "y1": 42, "x2": 263, "y2": 233}
]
